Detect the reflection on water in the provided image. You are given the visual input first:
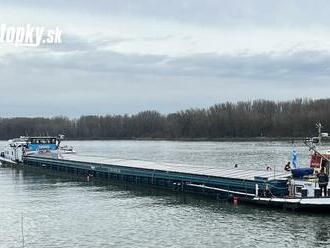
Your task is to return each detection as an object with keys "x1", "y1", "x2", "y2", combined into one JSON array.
[{"x1": 1, "y1": 141, "x2": 330, "y2": 248}]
